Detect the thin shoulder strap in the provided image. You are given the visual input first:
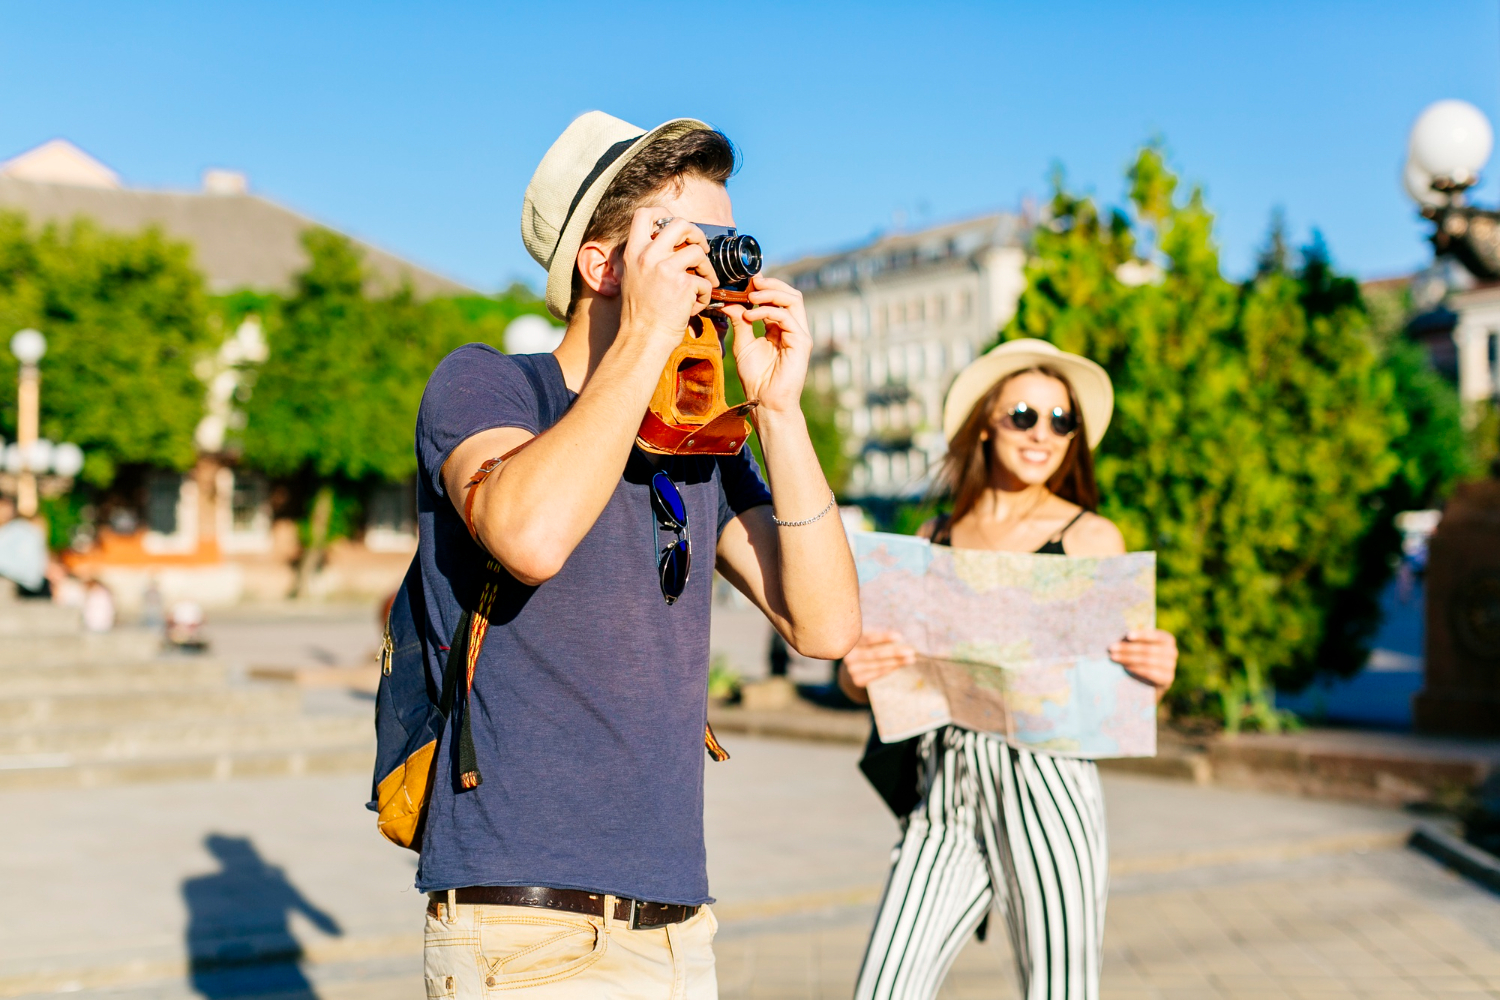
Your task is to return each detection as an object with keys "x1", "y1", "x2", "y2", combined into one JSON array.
[
  {"x1": 1050, "y1": 509, "x2": 1087, "y2": 543},
  {"x1": 931, "y1": 513, "x2": 953, "y2": 545}
]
